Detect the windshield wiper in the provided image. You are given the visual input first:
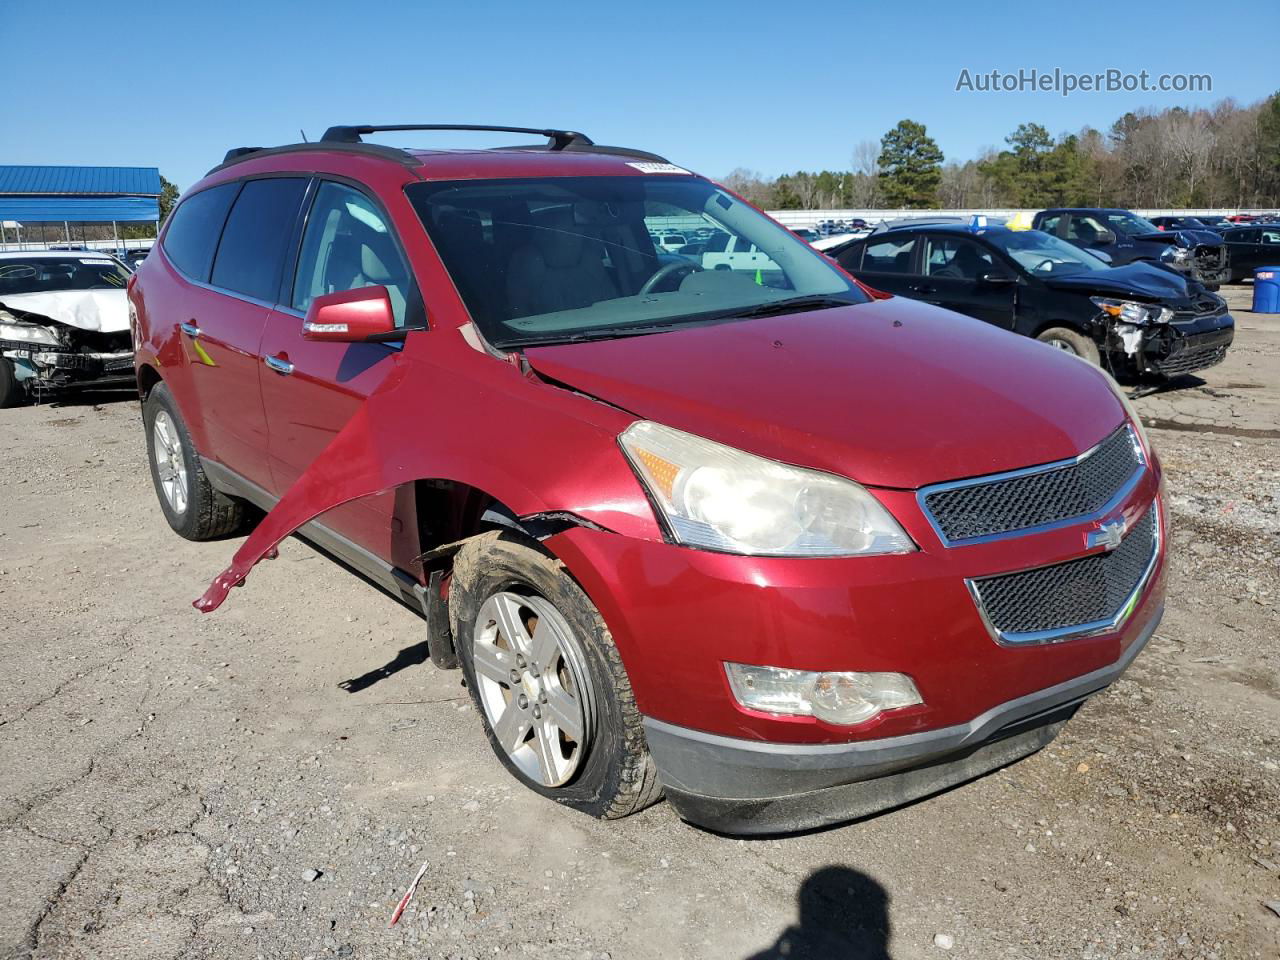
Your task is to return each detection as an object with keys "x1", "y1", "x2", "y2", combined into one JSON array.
[
  {"x1": 499, "y1": 323, "x2": 687, "y2": 349},
  {"x1": 497, "y1": 297, "x2": 862, "y2": 350},
  {"x1": 712, "y1": 295, "x2": 861, "y2": 321}
]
